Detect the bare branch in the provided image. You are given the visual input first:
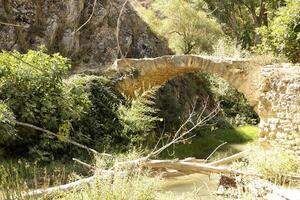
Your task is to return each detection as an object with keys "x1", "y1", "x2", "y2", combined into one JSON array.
[
  {"x1": 204, "y1": 142, "x2": 227, "y2": 163},
  {"x1": 116, "y1": 0, "x2": 130, "y2": 58},
  {"x1": 147, "y1": 99, "x2": 220, "y2": 158},
  {"x1": 74, "y1": 0, "x2": 97, "y2": 33},
  {"x1": 14, "y1": 120, "x2": 100, "y2": 154},
  {"x1": 0, "y1": 21, "x2": 29, "y2": 28}
]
